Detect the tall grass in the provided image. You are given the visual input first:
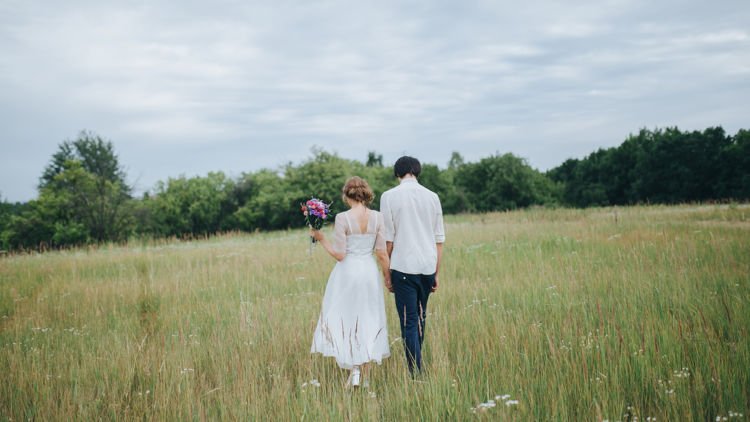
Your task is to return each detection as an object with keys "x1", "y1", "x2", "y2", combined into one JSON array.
[{"x1": 1, "y1": 205, "x2": 748, "y2": 420}]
